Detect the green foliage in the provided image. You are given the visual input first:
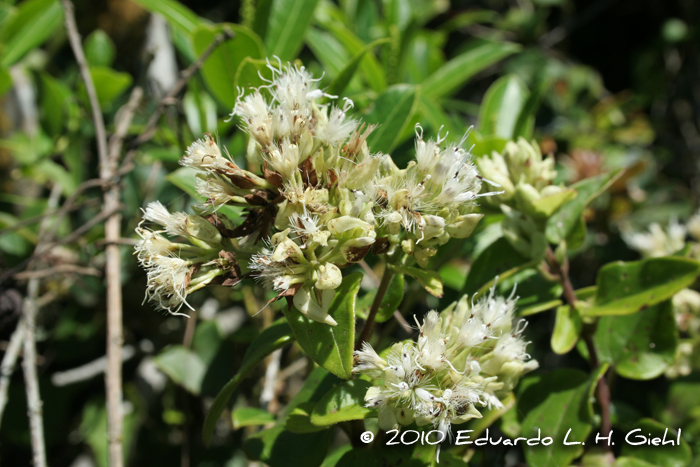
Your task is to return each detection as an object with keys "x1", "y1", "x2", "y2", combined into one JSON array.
[
  {"x1": 586, "y1": 257, "x2": 700, "y2": 316},
  {"x1": 284, "y1": 272, "x2": 362, "y2": 379},
  {"x1": 310, "y1": 379, "x2": 374, "y2": 426}
]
